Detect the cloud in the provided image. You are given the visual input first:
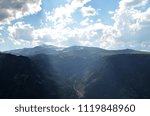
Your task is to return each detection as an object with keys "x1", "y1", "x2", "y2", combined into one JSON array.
[
  {"x1": 108, "y1": 11, "x2": 114, "y2": 15},
  {"x1": 119, "y1": 0, "x2": 148, "y2": 9},
  {"x1": 80, "y1": 6, "x2": 97, "y2": 17},
  {"x1": 0, "y1": 33, "x2": 5, "y2": 44},
  {"x1": 80, "y1": 18, "x2": 92, "y2": 26},
  {"x1": 32, "y1": 28, "x2": 64, "y2": 46},
  {"x1": 4, "y1": 0, "x2": 150, "y2": 51},
  {"x1": 39, "y1": 0, "x2": 103, "y2": 47},
  {"x1": 43, "y1": 0, "x2": 150, "y2": 50},
  {"x1": 7, "y1": 22, "x2": 34, "y2": 46},
  {"x1": 109, "y1": 0, "x2": 150, "y2": 50},
  {"x1": 31, "y1": 21, "x2": 112, "y2": 47},
  {"x1": 0, "y1": 0, "x2": 42, "y2": 26},
  {"x1": 0, "y1": 39, "x2": 4, "y2": 44},
  {"x1": 32, "y1": 27, "x2": 82, "y2": 47},
  {"x1": 46, "y1": 0, "x2": 91, "y2": 28}
]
